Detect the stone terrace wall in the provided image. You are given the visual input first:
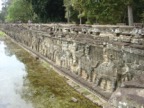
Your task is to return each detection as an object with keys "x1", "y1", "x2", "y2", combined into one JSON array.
[{"x1": 1, "y1": 24, "x2": 144, "y2": 102}]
